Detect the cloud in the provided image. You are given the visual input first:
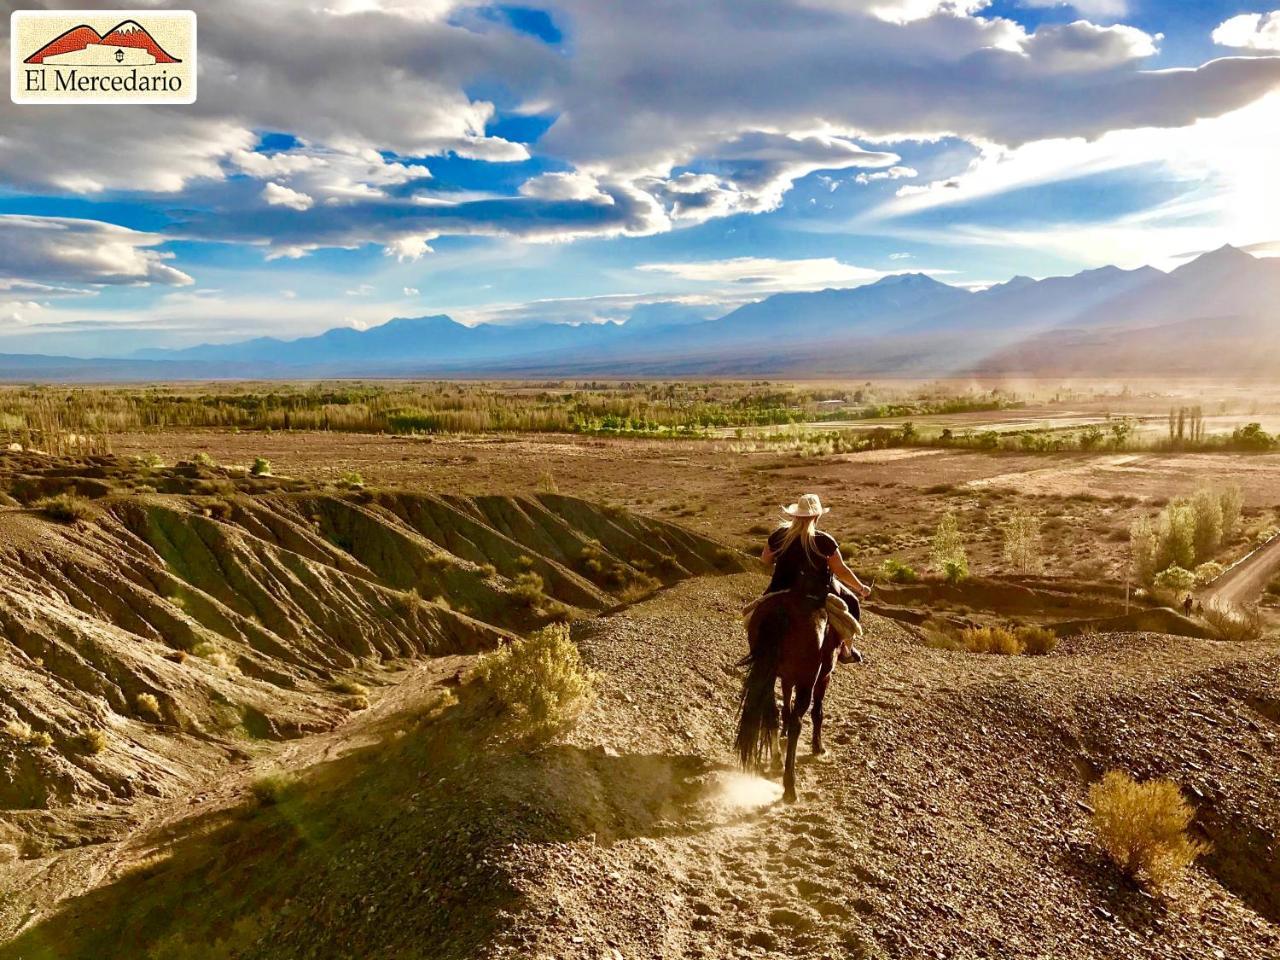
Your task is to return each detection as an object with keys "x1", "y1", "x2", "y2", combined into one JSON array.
[
  {"x1": 1019, "y1": 20, "x2": 1159, "y2": 72},
  {"x1": 236, "y1": 145, "x2": 429, "y2": 202},
  {"x1": 1019, "y1": 1, "x2": 1129, "y2": 19},
  {"x1": 519, "y1": 171, "x2": 611, "y2": 202},
  {"x1": 262, "y1": 183, "x2": 315, "y2": 211},
  {"x1": 178, "y1": 179, "x2": 671, "y2": 259},
  {"x1": 0, "y1": 216, "x2": 193, "y2": 287},
  {"x1": 404, "y1": 286, "x2": 420, "y2": 296},
  {"x1": 537, "y1": 0, "x2": 1280, "y2": 171},
  {"x1": 0, "y1": 0, "x2": 535, "y2": 194},
  {"x1": 637, "y1": 256, "x2": 942, "y2": 292},
  {"x1": 1213, "y1": 12, "x2": 1280, "y2": 52},
  {"x1": 856, "y1": 166, "x2": 919, "y2": 184}
]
